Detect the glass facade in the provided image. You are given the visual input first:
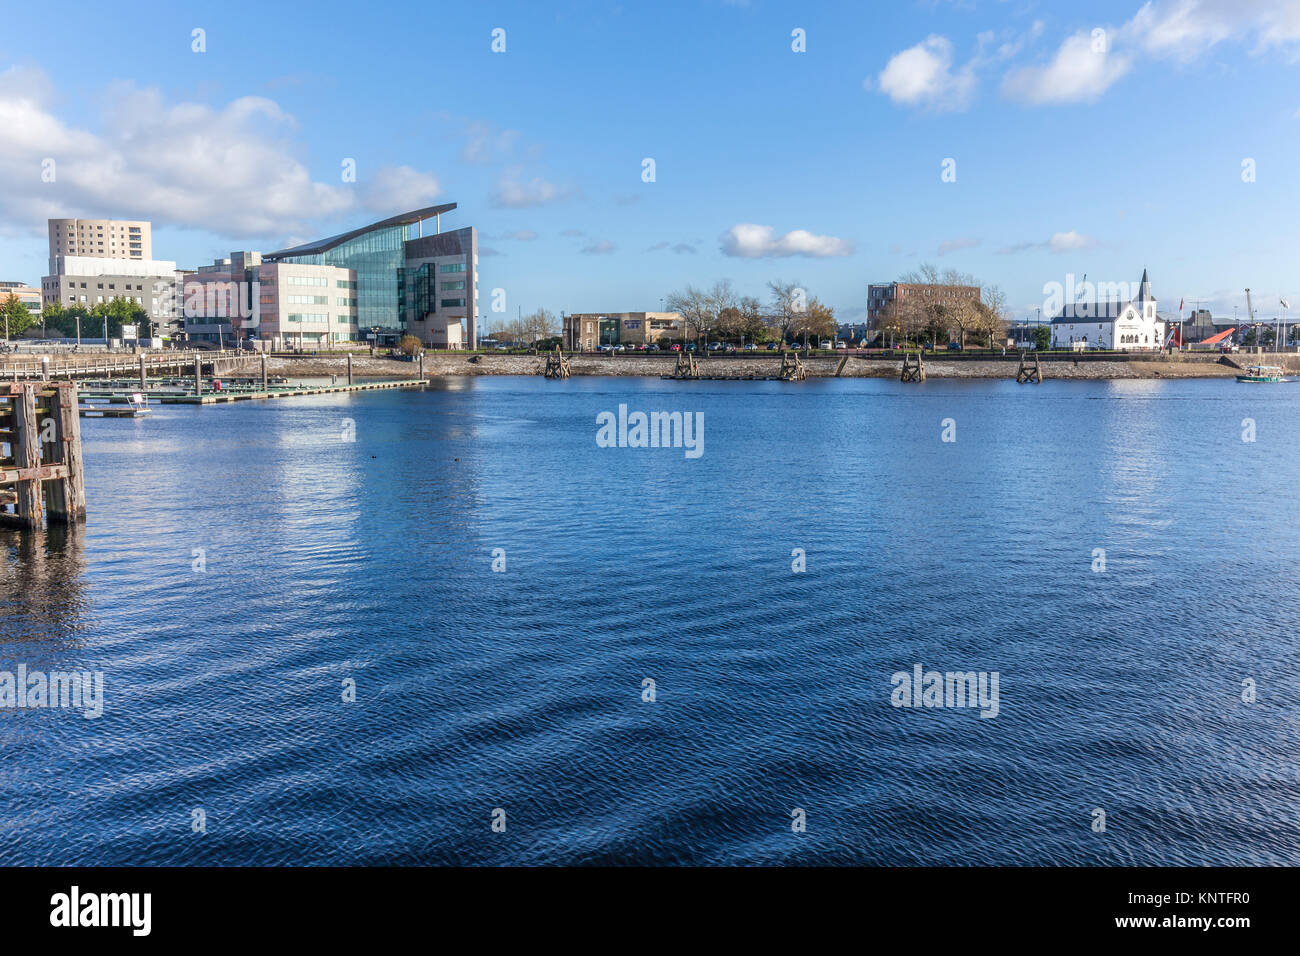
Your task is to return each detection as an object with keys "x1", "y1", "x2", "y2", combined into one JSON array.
[
  {"x1": 276, "y1": 224, "x2": 408, "y2": 330},
  {"x1": 397, "y1": 263, "x2": 435, "y2": 325}
]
